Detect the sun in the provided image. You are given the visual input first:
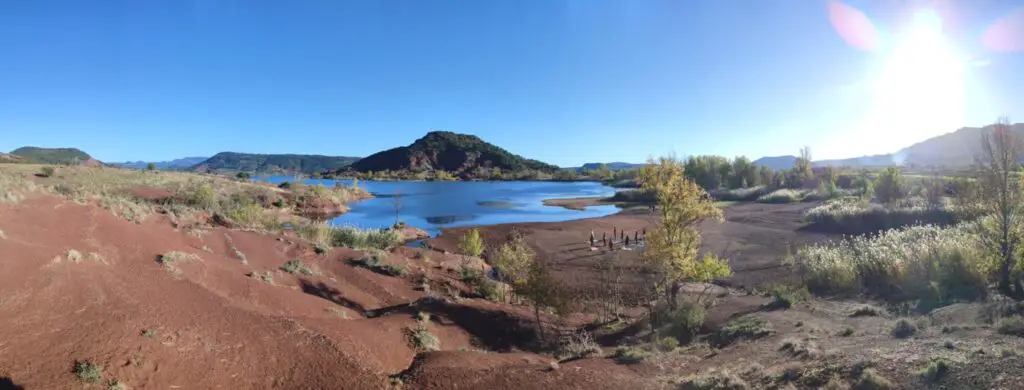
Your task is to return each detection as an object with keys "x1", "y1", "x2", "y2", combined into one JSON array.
[{"x1": 863, "y1": 9, "x2": 967, "y2": 154}]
